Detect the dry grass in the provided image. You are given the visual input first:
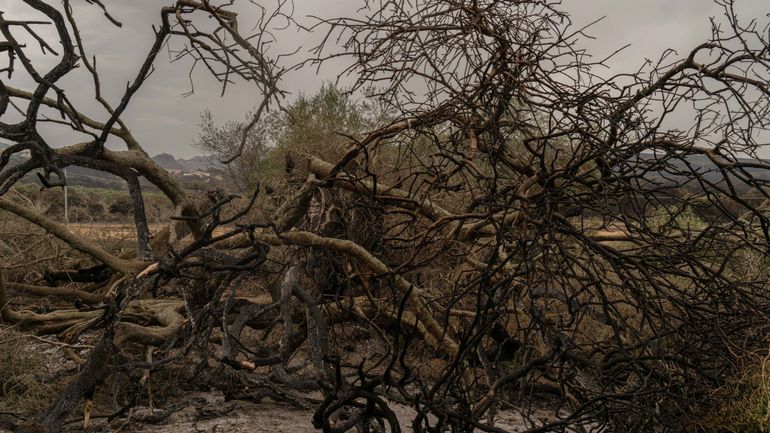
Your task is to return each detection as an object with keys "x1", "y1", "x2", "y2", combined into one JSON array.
[
  {"x1": 0, "y1": 326, "x2": 61, "y2": 415},
  {"x1": 698, "y1": 353, "x2": 770, "y2": 433}
]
